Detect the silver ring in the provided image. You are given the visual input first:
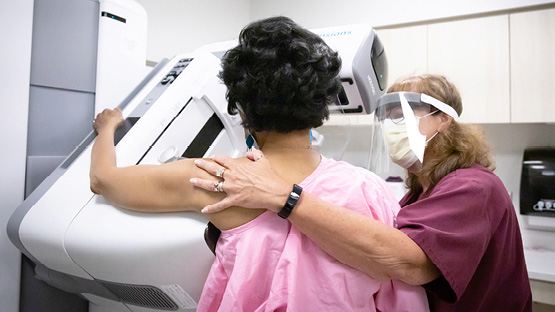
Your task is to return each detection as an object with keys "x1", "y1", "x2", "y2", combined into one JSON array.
[
  {"x1": 217, "y1": 168, "x2": 226, "y2": 178},
  {"x1": 256, "y1": 154, "x2": 265, "y2": 161},
  {"x1": 215, "y1": 181, "x2": 224, "y2": 193}
]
